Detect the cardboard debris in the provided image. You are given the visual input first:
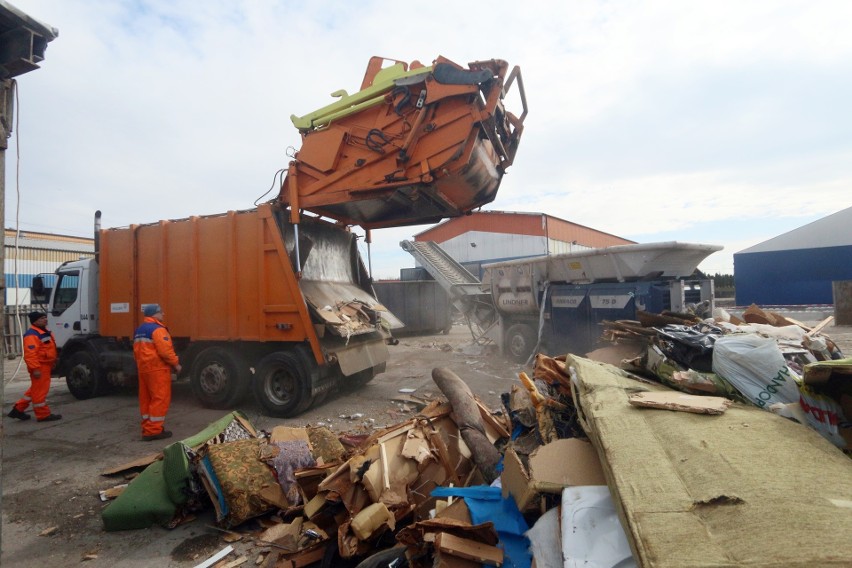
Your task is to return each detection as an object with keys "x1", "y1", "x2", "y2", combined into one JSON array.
[
  {"x1": 392, "y1": 393, "x2": 431, "y2": 408},
  {"x1": 222, "y1": 530, "x2": 243, "y2": 543},
  {"x1": 350, "y1": 501, "x2": 395, "y2": 540},
  {"x1": 628, "y1": 391, "x2": 734, "y2": 415},
  {"x1": 434, "y1": 532, "x2": 503, "y2": 567},
  {"x1": 397, "y1": 517, "x2": 499, "y2": 548},
  {"x1": 98, "y1": 484, "x2": 128, "y2": 502},
  {"x1": 502, "y1": 438, "x2": 607, "y2": 512},
  {"x1": 258, "y1": 518, "x2": 301, "y2": 550},
  {"x1": 100, "y1": 452, "x2": 162, "y2": 476},
  {"x1": 476, "y1": 399, "x2": 510, "y2": 441},
  {"x1": 274, "y1": 543, "x2": 325, "y2": 568},
  {"x1": 529, "y1": 438, "x2": 607, "y2": 488},
  {"x1": 218, "y1": 556, "x2": 248, "y2": 568},
  {"x1": 270, "y1": 426, "x2": 312, "y2": 447},
  {"x1": 401, "y1": 428, "x2": 434, "y2": 464},
  {"x1": 435, "y1": 498, "x2": 472, "y2": 525},
  {"x1": 586, "y1": 342, "x2": 647, "y2": 367},
  {"x1": 307, "y1": 426, "x2": 345, "y2": 464}
]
